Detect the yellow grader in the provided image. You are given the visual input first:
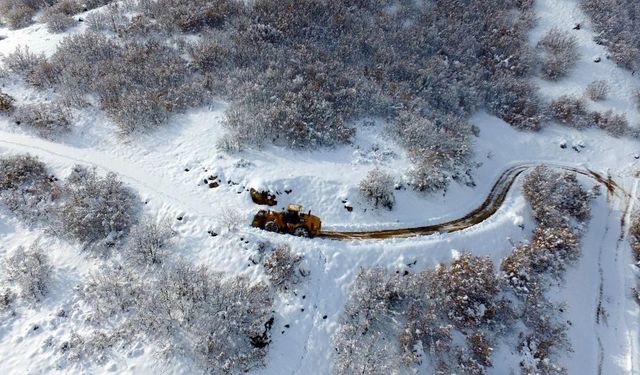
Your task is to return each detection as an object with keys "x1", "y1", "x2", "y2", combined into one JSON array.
[{"x1": 251, "y1": 204, "x2": 321, "y2": 238}]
